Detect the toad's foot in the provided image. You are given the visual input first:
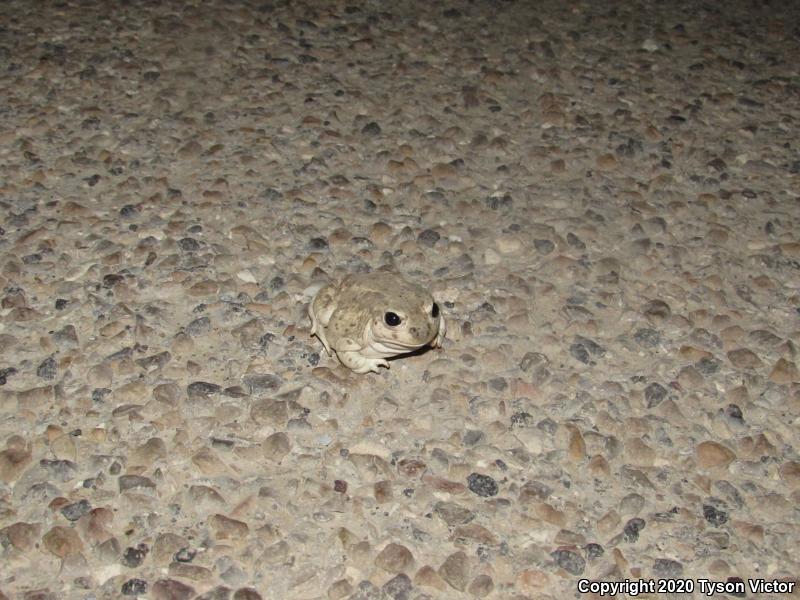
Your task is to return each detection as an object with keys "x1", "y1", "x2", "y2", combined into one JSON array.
[{"x1": 336, "y1": 351, "x2": 389, "y2": 374}]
